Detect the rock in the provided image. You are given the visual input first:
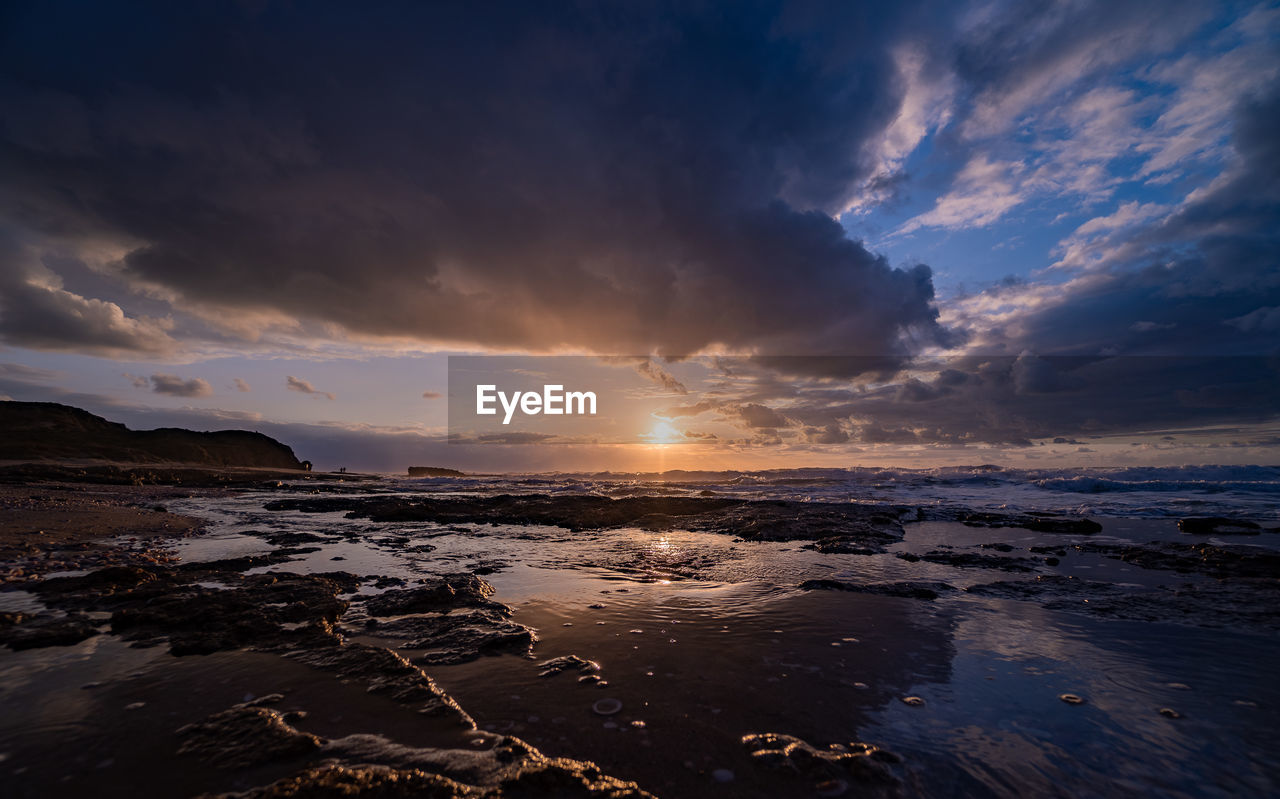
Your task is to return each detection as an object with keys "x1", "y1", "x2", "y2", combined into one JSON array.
[
  {"x1": 175, "y1": 552, "x2": 300, "y2": 573},
  {"x1": 904, "y1": 551, "x2": 1039, "y2": 572},
  {"x1": 1178, "y1": 517, "x2": 1261, "y2": 536},
  {"x1": 1073, "y1": 541, "x2": 1280, "y2": 579},
  {"x1": 538, "y1": 655, "x2": 601, "y2": 678},
  {"x1": 260, "y1": 531, "x2": 331, "y2": 546},
  {"x1": 1021, "y1": 517, "x2": 1102, "y2": 534},
  {"x1": 362, "y1": 574, "x2": 500, "y2": 617},
  {"x1": 741, "y1": 732, "x2": 901, "y2": 792},
  {"x1": 968, "y1": 573, "x2": 1280, "y2": 633},
  {"x1": 210, "y1": 732, "x2": 658, "y2": 798},
  {"x1": 30, "y1": 564, "x2": 357, "y2": 655},
  {"x1": 407, "y1": 466, "x2": 467, "y2": 477},
  {"x1": 1029, "y1": 546, "x2": 1067, "y2": 556},
  {"x1": 354, "y1": 609, "x2": 537, "y2": 665},
  {"x1": 798, "y1": 579, "x2": 955, "y2": 600},
  {"x1": 282, "y1": 641, "x2": 473, "y2": 725},
  {"x1": 0, "y1": 612, "x2": 99, "y2": 650},
  {"x1": 967, "y1": 575, "x2": 1117, "y2": 601},
  {"x1": 946, "y1": 510, "x2": 1102, "y2": 534},
  {"x1": 20, "y1": 562, "x2": 491, "y2": 727},
  {"x1": 205, "y1": 764, "x2": 470, "y2": 798},
  {"x1": 264, "y1": 494, "x2": 910, "y2": 551},
  {"x1": 32, "y1": 565, "x2": 162, "y2": 603},
  {"x1": 109, "y1": 572, "x2": 352, "y2": 655},
  {"x1": 804, "y1": 538, "x2": 879, "y2": 555},
  {"x1": 177, "y1": 699, "x2": 324, "y2": 768}
]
